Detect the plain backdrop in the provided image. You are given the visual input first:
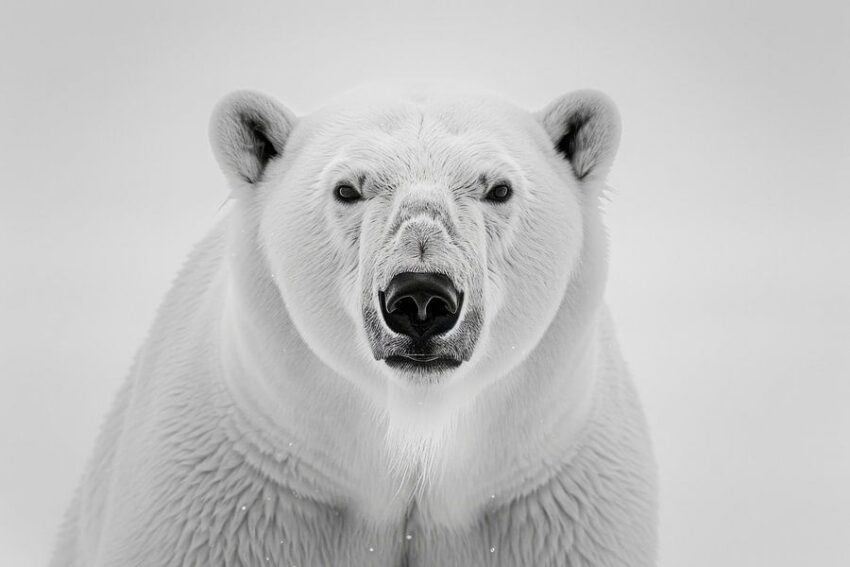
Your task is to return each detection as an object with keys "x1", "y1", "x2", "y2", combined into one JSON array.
[{"x1": 2, "y1": 1, "x2": 848, "y2": 565}]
